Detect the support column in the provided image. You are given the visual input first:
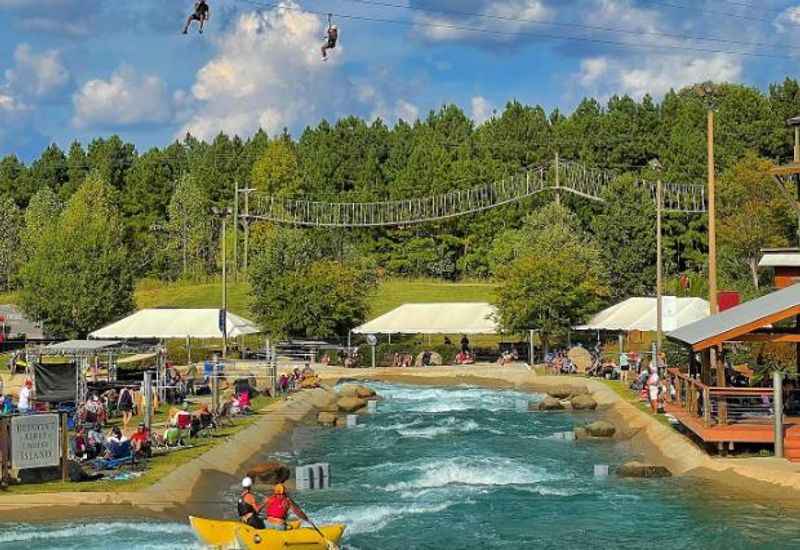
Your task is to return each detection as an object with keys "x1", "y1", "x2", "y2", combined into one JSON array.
[
  {"x1": 143, "y1": 371, "x2": 153, "y2": 432},
  {"x1": 211, "y1": 363, "x2": 220, "y2": 415},
  {"x1": 775, "y1": 370, "x2": 785, "y2": 459},
  {"x1": 233, "y1": 180, "x2": 239, "y2": 280},
  {"x1": 529, "y1": 329, "x2": 534, "y2": 366}
]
